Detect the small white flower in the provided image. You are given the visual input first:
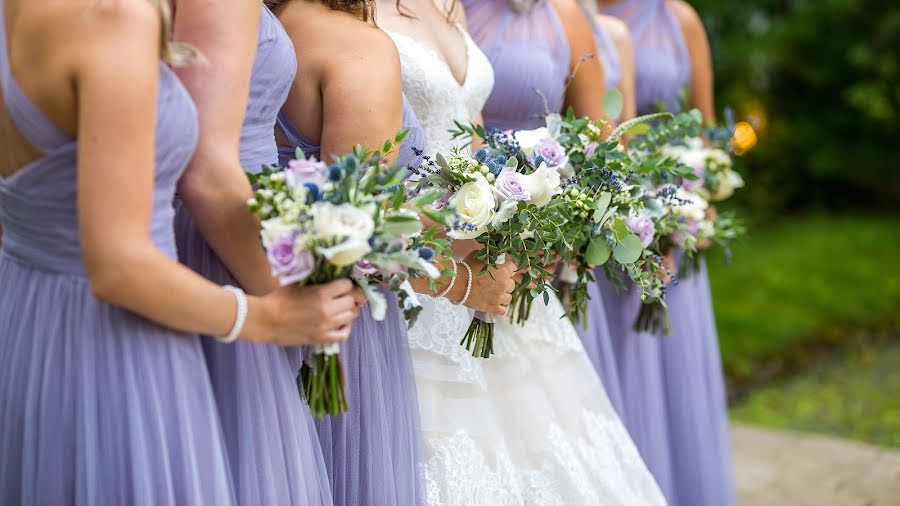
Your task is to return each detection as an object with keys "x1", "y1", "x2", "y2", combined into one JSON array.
[{"x1": 514, "y1": 127, "x2": 551, "y2": 156}]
